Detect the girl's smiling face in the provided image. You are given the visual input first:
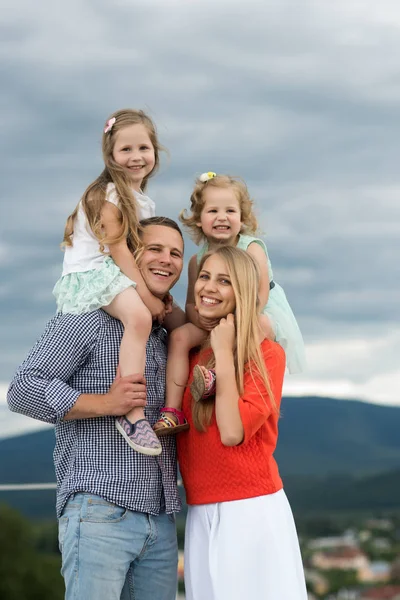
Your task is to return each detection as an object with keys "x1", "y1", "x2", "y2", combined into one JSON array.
[
  {"x1": 197, "y1": 186, "x2": 242, "y2": 245},
  {"x1": 194, "y1": 253, "x2": 236, "y2": 319},
  {"x1": 112, "y1": 123, "x2": 156, "y2": 191}
]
